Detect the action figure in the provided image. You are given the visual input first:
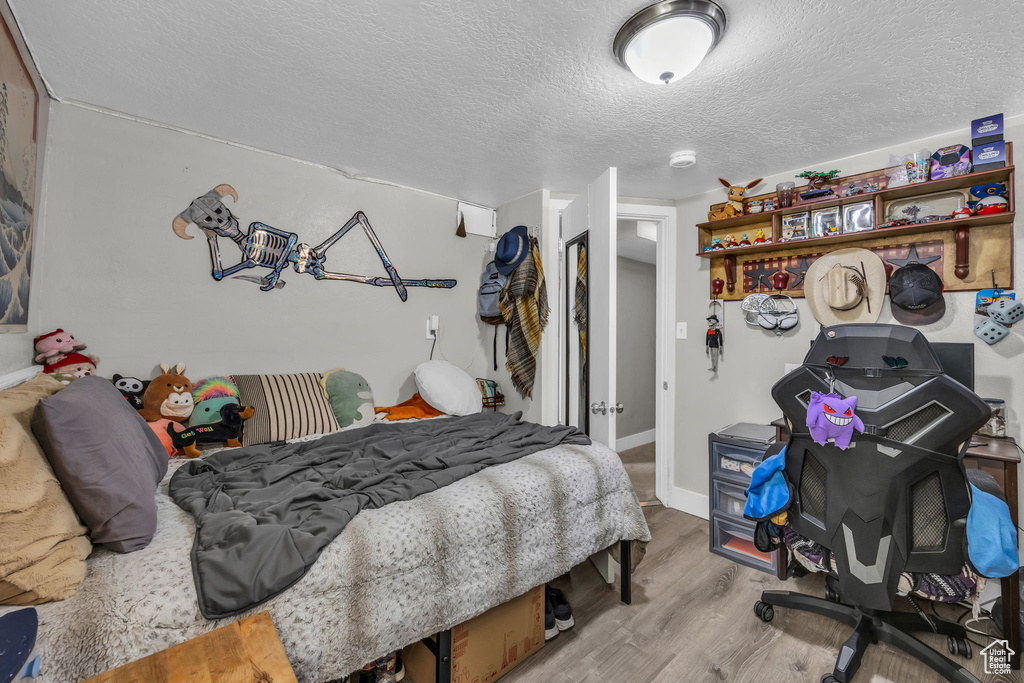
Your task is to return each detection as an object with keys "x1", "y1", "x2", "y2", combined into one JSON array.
[{"x1": 706, "y1": 314, "x2": 724, "y2": 372}]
